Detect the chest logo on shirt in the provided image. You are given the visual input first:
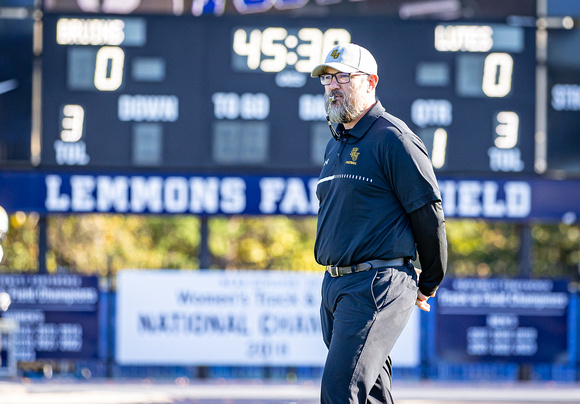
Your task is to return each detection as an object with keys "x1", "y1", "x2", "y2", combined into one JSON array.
[{"x1": 346, "y1": 148, "x2": 360, "y2": 165}]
